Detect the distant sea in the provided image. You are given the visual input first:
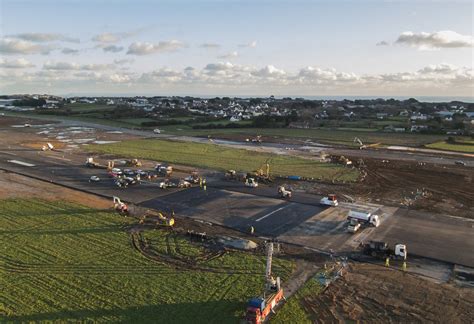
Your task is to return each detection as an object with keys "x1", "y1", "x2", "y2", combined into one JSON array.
[{"x1": 187, "y1": 94, "x2": 474, "y2": 103}]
